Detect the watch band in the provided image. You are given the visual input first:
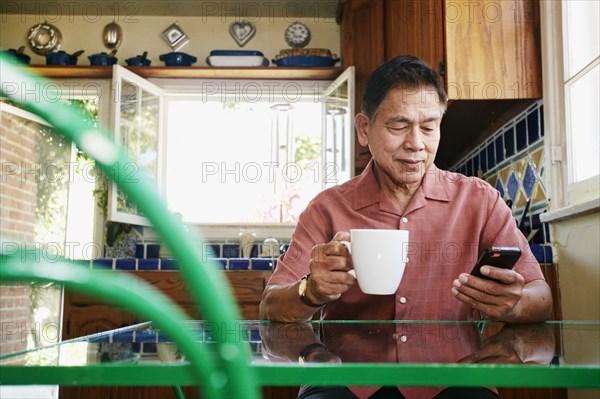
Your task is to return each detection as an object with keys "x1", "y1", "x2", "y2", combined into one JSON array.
[
  {"x1": 298, "y1": 342, "x2": 329, "y2": 364},
  {"x1": 299, "y1": 274, "x2": 324, "y2": 308}
]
